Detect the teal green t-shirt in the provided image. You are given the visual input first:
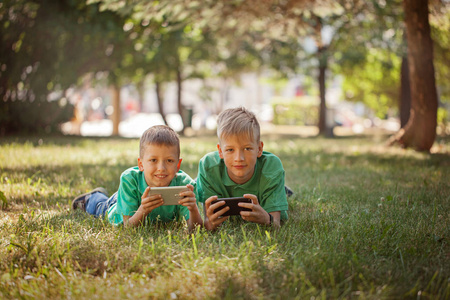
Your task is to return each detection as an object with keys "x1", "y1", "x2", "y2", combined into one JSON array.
[
  {"x1": 196, "y1": 151, "x2": 288, "y2": 220},
  {"x1": 107, "y1": 167, "x2": 195, "y2": 225}
]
